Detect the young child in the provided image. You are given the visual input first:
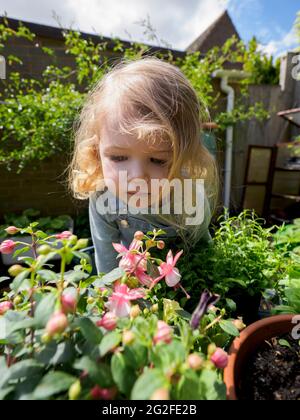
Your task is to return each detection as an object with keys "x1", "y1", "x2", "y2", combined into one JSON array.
[{"x1": 68, "y1": 57, "x2": 219, "y2": 274}]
